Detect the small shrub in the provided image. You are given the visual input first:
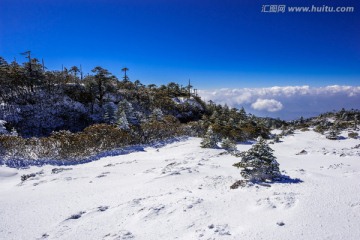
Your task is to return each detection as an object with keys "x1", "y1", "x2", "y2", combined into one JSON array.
[
  {"x1": 300, "y1": 127, "x2": 309, "y2": 132},
  {"x1": 348, "y1": 132, "x2": 359, "y2": 139},
  {"x1": 314, "y1": 125, "x2": 327, "y2": 134},
  {"x1": 233, "y1": 137, "x2": 281, "y2": 184}
]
